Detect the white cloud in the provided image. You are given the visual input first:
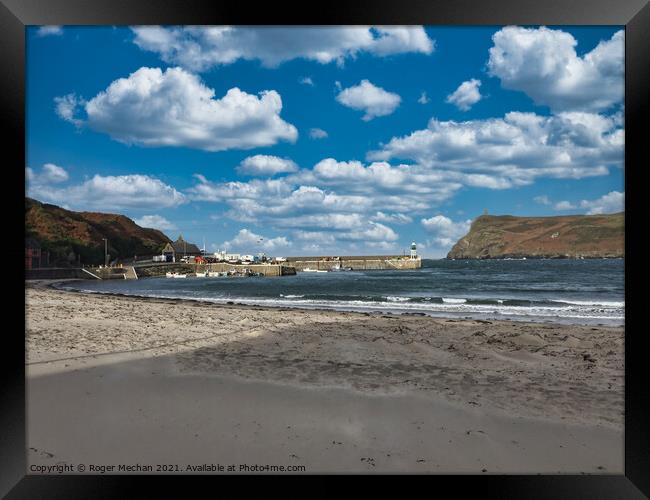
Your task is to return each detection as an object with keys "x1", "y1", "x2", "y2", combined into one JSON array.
[
  {"x1": 236, "y1": 155, "x2": 298, "y2": 176},
  {"x1": 42, "y1": 163, "x2": 69, "y2": 183},
  {"x1": 309, "y1": 128, "x2": 328, "y2": 139},
  {"x1": 421, "y1": 215, "x2": 472, "y2": 248},
  {"x1": 368, "y1": 111, "x2": 623, "y2": 185},
  {"x1": 131, "y1": 26, "x2": 434, "y2": 71},
  {"x1": 293, "y1": 230, "x2": 336, "y2": 245},
  {"x1": 28, "y1": 163, "x2": 69, "y2": 185},
  {"x1": 54, "y1": 94, "x2": 84, "y2": 127},
  {"x1": 418, "y1": 91, "x2": 430, "y2": 104},
  {"x1": 292, "y1": 158, "x2": 463, "y2": 207},
  {"x1": 188, "y1": 177, "x2": 293, "y2": 204},
  {"x1": 222, "y1": 228, "x2": 290, "y2": 253},
  {"x1": 536, "y1": 191, "x2": 624, "y2": 214},
  {"x1": 554, "y1": 200, "x2": 577, "y2": 211},
  {"x1": 371, "y1": 211, "x2": 412, "y2": 224},
  {"x1": 336, "y1": 80, "x2": 401, "y2": 120},
  {"x1": 579, "y1": 191, "x2": 624, "y2": 214},
  {"x1": 446, "y1": 79, "x2": 482, "y2": 111},
  {"x1": 487, "y1": 26, "x2": 624, "y2": 112},
  {"x1": 534, "y1": 195, "x2": 551, "y2": 205},
  {"x1": 133, "y1": 214, "x2": 178, "y2": 231},
  {"x1": 28, "y1": 174, "x2": 186, "y2": 211},
  {"x1": 57, "y1": 66, "x2": 297, "y2": 152},
  {"x1": 299, "y1": 76, "x2": 314, "y2": 86},
  {"x1": 186, "y1": 171, "x2": 411, "y2": 252},
  {"x1": 36, "y1": 26, "x2": 63, "y2": 37},
  {"x1": 336, "y1": 222, "x2": 398, "y2": 242}
]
